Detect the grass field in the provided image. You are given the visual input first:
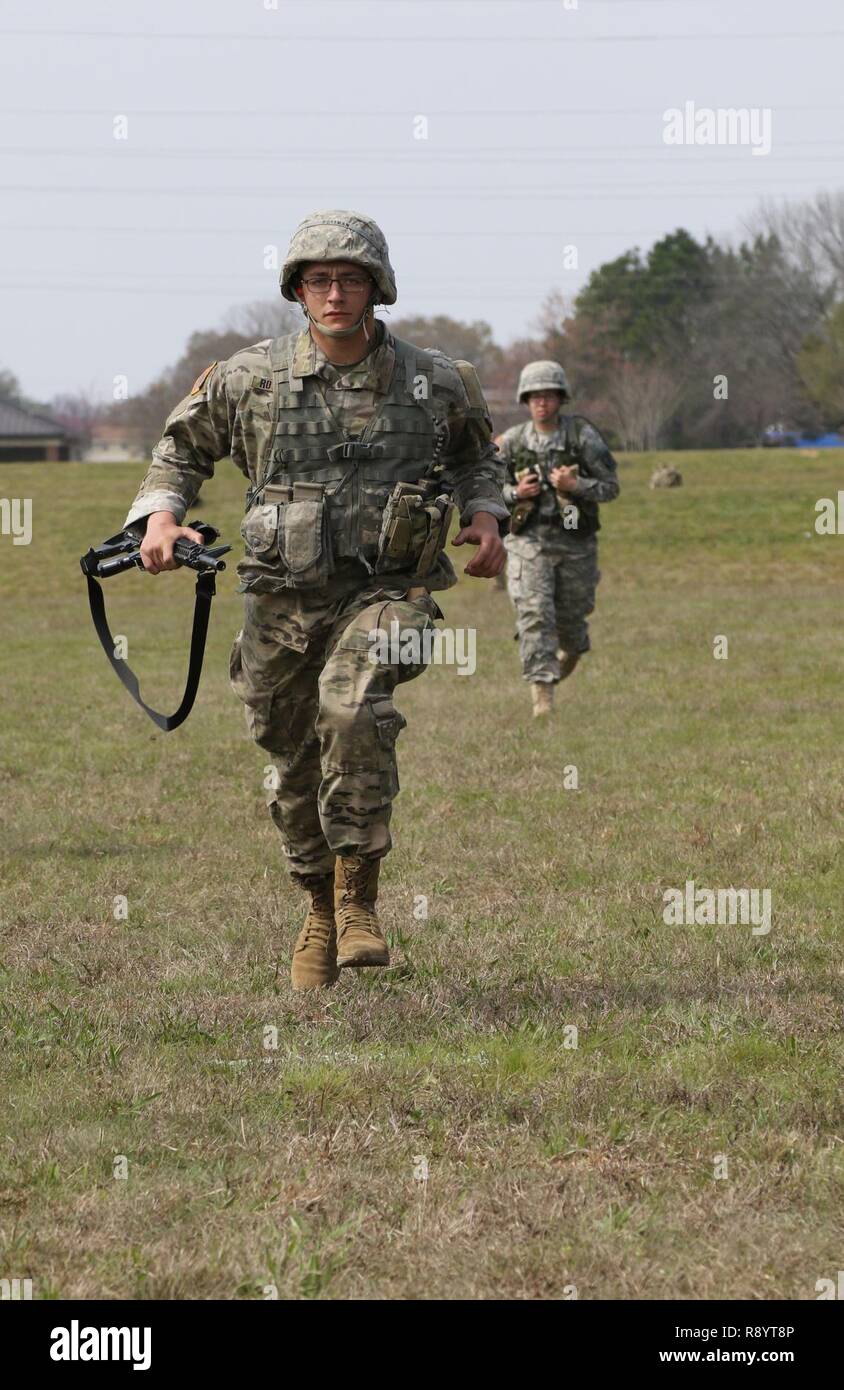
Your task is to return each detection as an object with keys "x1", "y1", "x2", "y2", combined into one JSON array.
[{"x1": 1, "y1": 448, "x2": 843, "y2": 1300}]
